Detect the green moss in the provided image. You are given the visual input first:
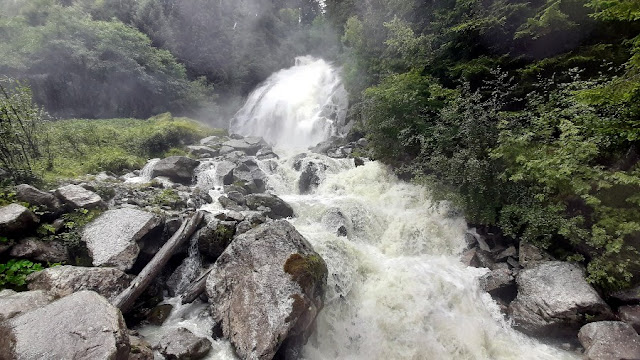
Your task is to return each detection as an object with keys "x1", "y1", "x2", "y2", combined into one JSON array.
[
  {"x1": 284, "y1": 253, "x2": 327, "y2": 293},
  {"x1": 152, "y1": 189, "x2": 183, "y2": 209}
]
